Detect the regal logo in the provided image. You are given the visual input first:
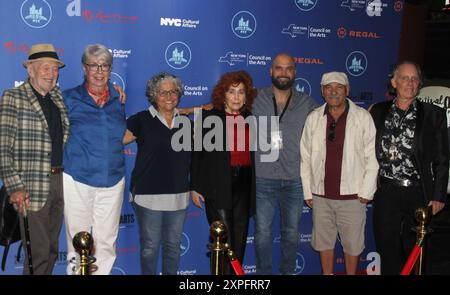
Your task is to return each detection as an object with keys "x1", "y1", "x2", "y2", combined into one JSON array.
[
  {"x1": 21, "y1": 0, "x2": 52, "y2": 28},
  {"x1": 394, "y1": 1, "x2": 403, "y2": 12},
  {"x1": 339, "y1": 27, "x2": 381, "y2": 39},
  {"x1": 293, "y1": 57, "x2": 324, "y2": 64},
  {"x1": 337, "y1": 27, "x2": 347, "y2": 38},
  {"x1": 349, "y1": 30, "x2": 381, "y2": 38},
  {"x1": 231, "y1": 11, "x2": 257, "y2": 39}
]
